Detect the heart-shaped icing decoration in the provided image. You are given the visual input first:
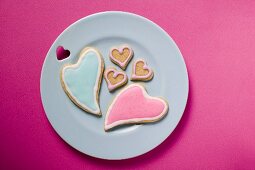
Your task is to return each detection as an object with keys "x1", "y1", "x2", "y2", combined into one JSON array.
[
  {"x1": 105, "y1": 84, "x2": 168, "y2": 131},
  {"x1": 60, "y1": 47, "x2": 104, "y2": 116},
  {"x1": 131, "y1": 59, "x2": 154, "y2": 81},
  {"x1": 109, "y1": 45, "x2": 133, "y2": 70},
  {"x1": 104, "y1": 67, "x2": 128, "y2": 92},
  {"x1": 56, "y1": 46, "x2": 70, "y2": 60}
]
